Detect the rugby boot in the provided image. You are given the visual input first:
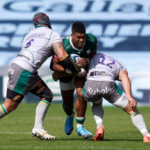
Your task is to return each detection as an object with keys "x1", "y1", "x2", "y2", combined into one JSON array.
[
  {"x1": 143, "y1": 135, "x2": 150, "y2": 143},
  {"x1": 32, "y1": 128, "x2": 56, "y2": 140},
  {"x1": 94, "y1": 126, "x2": 104, "y2": 141},
  {"x1": 64, "y1": 112, "x2": 74, "y2": 135},
  {"x1": 76, "y1": 126, "x2": 92, "y2": 139}
]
